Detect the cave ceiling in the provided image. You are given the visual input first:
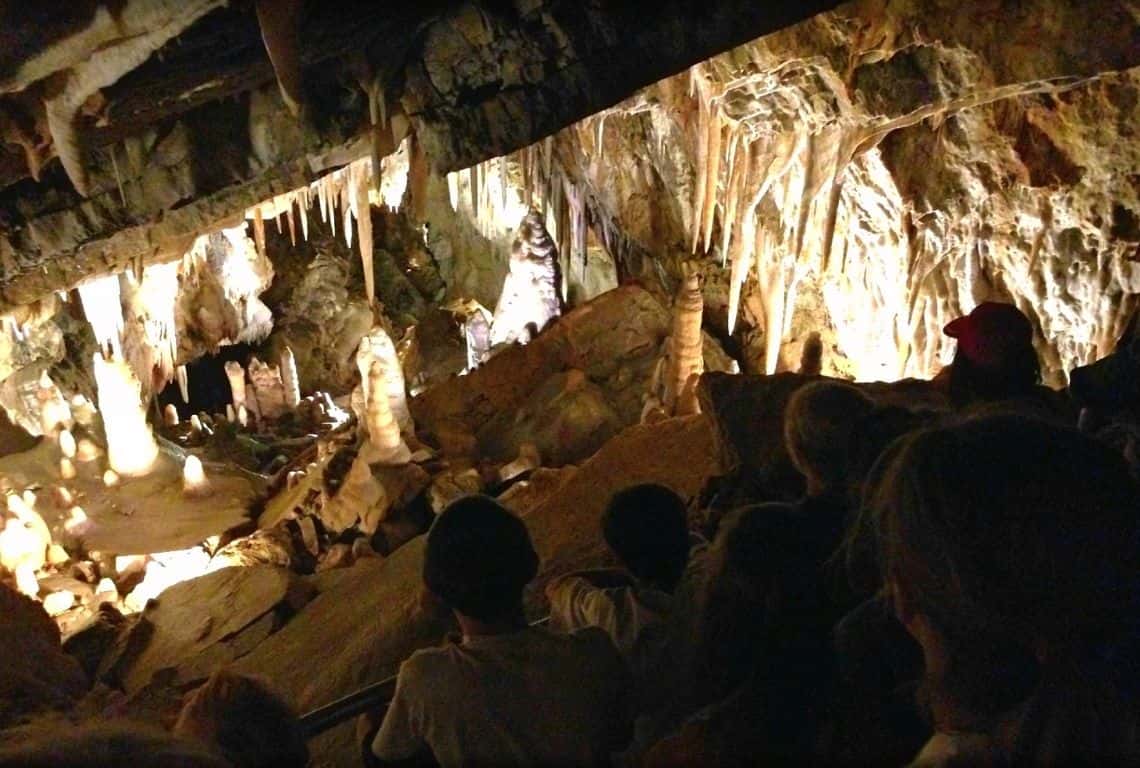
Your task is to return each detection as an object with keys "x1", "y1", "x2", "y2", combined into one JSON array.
[{"x1": 0, "y1": 0, "x2": 844, "y2": 309}]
